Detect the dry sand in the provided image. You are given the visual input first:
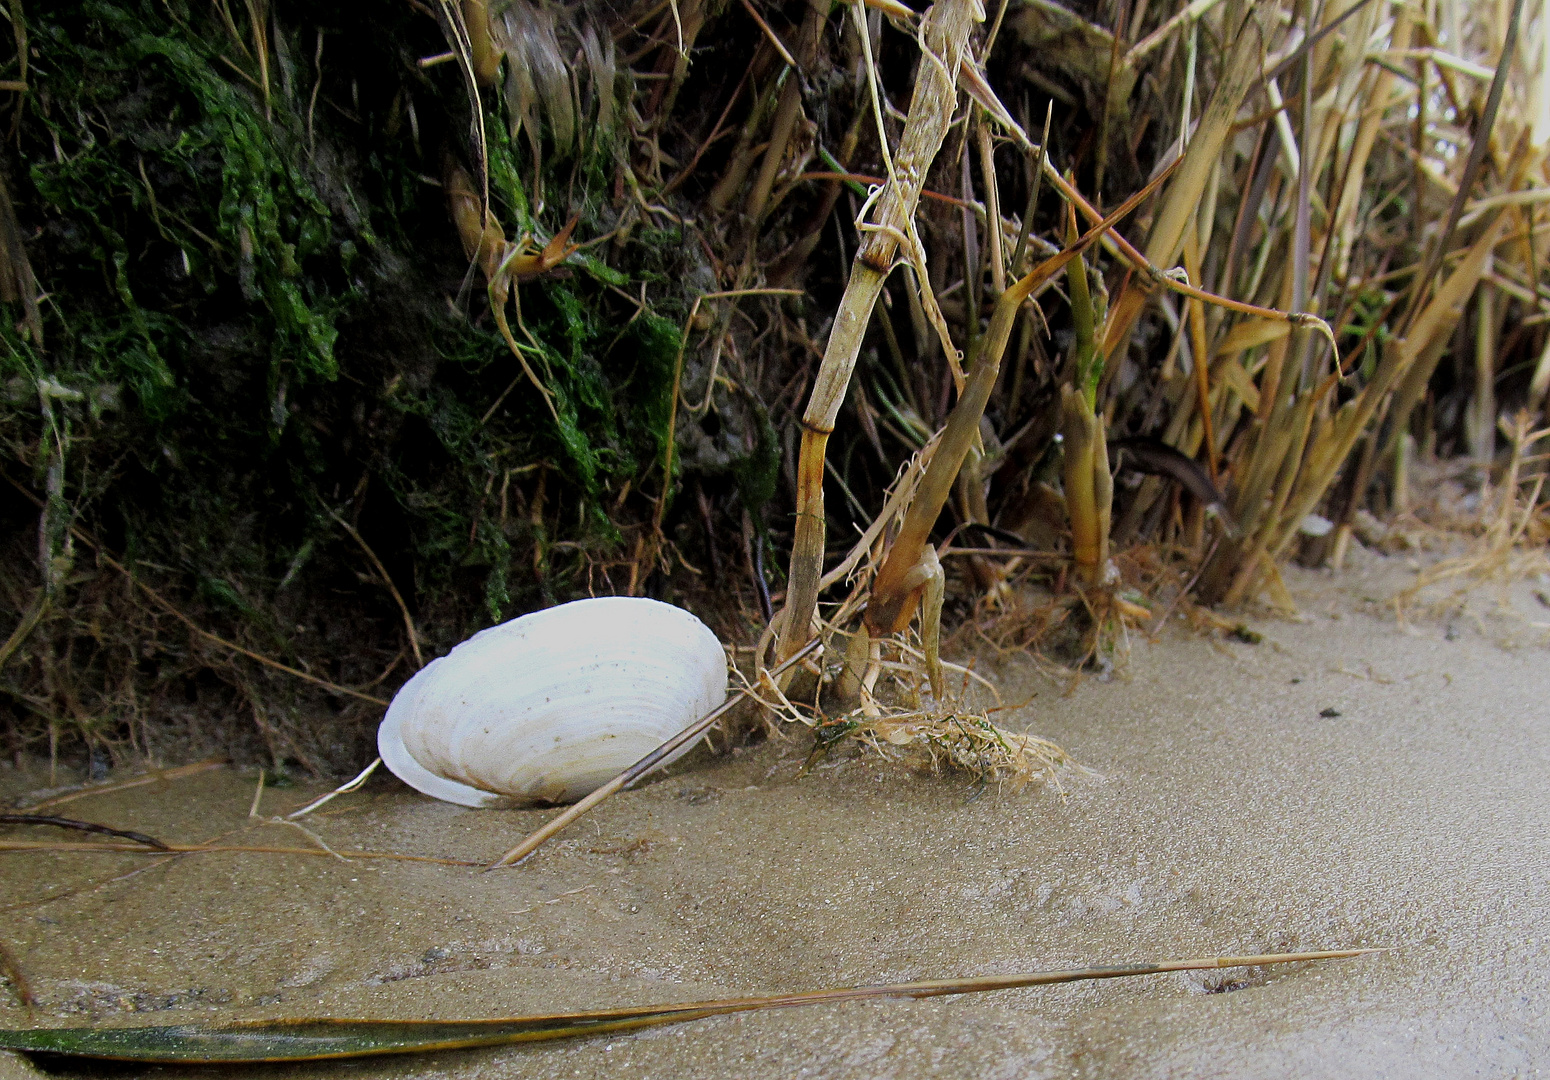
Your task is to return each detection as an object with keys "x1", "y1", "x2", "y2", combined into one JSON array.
[{"x1": 2, "y1": 551, "x2": 1548, "y2": 1078}]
